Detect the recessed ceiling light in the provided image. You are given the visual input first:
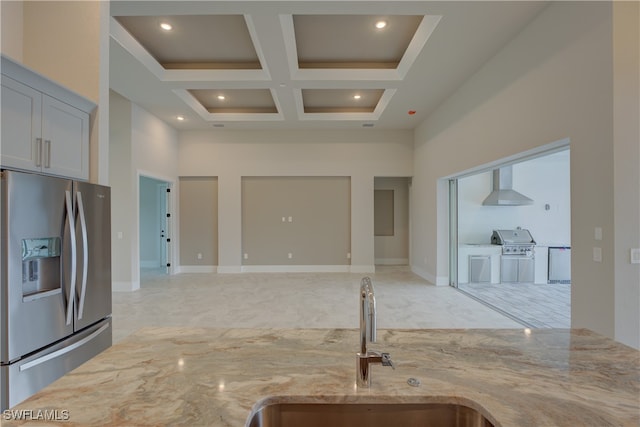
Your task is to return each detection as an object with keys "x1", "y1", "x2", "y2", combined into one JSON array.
[
  {"x1": 160, "y1": 22, "x2": 173, "y2": 31},
  {"x1": 217, "y1": 95, "x2": 226, "y2": 101},
  {"x1": 375, "y1": 21, "x2": 387, "y2": 29},
  {"x1": 353, "y1": 95, "x2": 362, "y2": 100},
  {"x1": 176, "y1": 115, "x2": 185, "y2": 121}
]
